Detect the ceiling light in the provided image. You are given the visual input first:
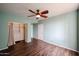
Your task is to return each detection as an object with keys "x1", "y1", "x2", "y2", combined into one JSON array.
[{"x1": 36, "y1": 15, "x2": 40, "y2": 18}]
